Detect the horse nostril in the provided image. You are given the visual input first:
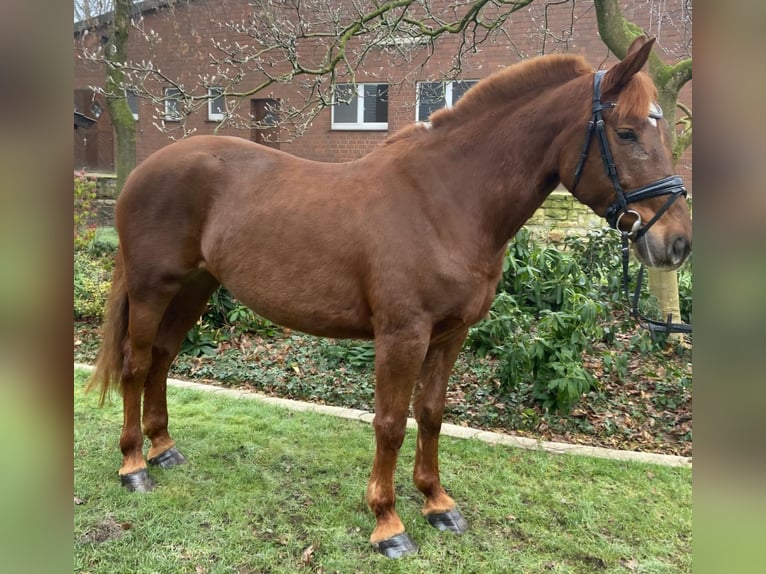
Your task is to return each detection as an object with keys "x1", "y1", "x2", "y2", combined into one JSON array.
[{"x1": 671, "y1": 235, "x2": 691, "y2": 262}]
